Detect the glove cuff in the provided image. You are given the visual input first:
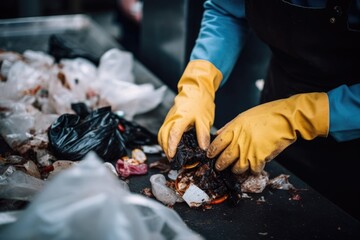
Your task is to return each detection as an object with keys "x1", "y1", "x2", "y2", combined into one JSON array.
[
  {"x1": 177, "y1": 60, "x2": 223, "y2": 97},
  {"x1": 293, "y1": 92, "x2": 329, "y2": 139}
]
